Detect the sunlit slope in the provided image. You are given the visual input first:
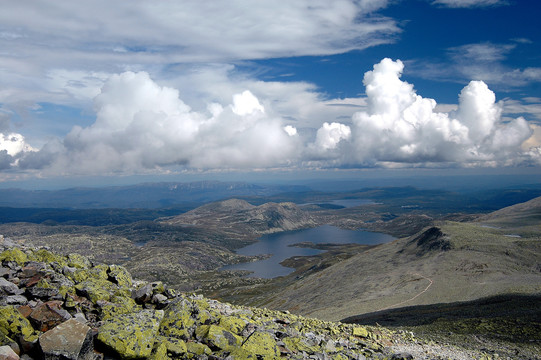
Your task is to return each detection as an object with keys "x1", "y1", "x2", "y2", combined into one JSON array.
[{"x1": 259, "y1": 198, "x2": 541, "y2": 321}]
